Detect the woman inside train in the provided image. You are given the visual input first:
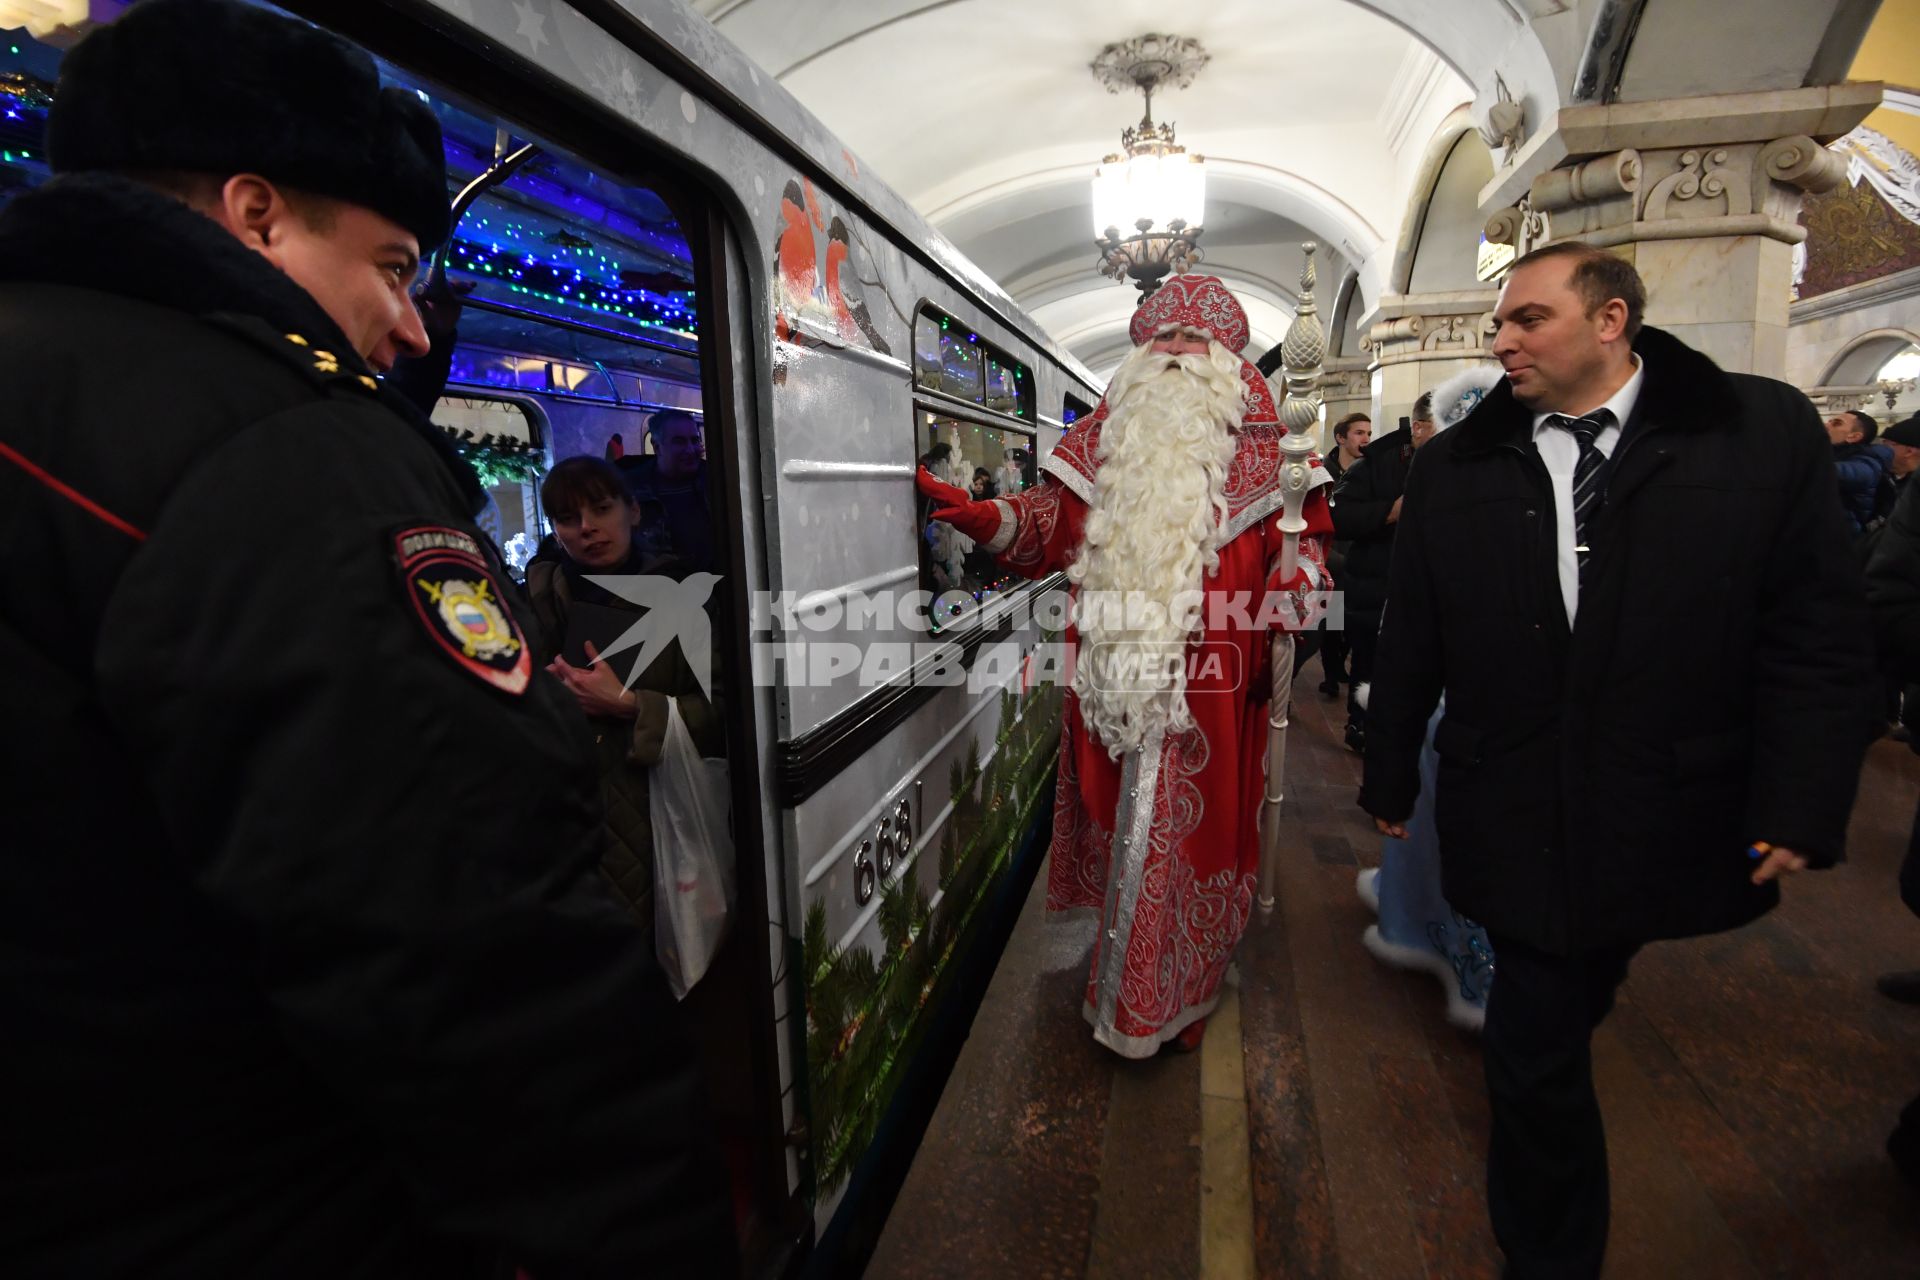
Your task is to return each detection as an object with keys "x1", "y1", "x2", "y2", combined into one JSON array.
[{"x1": 525, "y1": 456, "x2": 725, "y2": 936}]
